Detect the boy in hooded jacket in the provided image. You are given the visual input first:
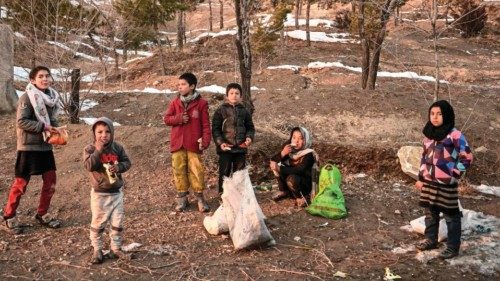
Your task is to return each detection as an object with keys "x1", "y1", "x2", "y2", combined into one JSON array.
[{"x1": 83, "y1": 117, "x2": 132, "y2": 264}]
